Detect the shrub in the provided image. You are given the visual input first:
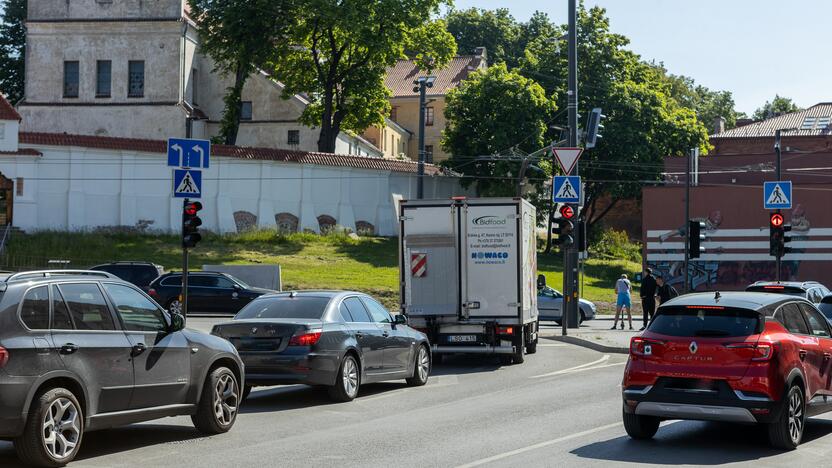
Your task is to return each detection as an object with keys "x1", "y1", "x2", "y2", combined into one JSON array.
[{"x1": 592, "y1": 229, "x2": 642, "y2": 263}]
